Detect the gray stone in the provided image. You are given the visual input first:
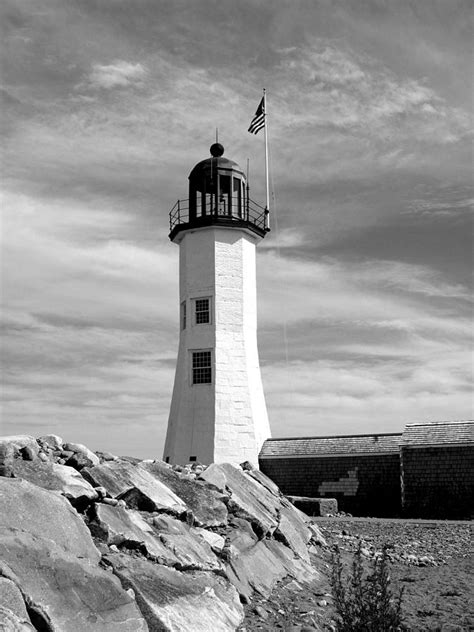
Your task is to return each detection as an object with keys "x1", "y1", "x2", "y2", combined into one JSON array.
[
  {"x1": 0, "y1": 441, "x2": 14, "y2": 477},
  {"x1": 227, "y1": 540, "x2": 288, "y2": 599},
  {"x1": 150, "y1": 514, "x2": 222, "y2": 571},
  {"x1": 0, "y1": 436, "x2": 38, "y2": 457},
  {"x1": 83, "y1": 460, "x2": 187, "y2": 514},
  {"x1": 105, "y1": 552, "x2": 243, "y2": 632},
  {"x1": 65, "y1": 452, "x2": 95, "y2": 470},
  {"x1": 11, "y1": 460, "x2": 98, "y2": 508},
  {"x1": 0, "y1": 477, "x2": 100, "y2": 562},
  {"x1": 63, "y1": 442, "x2": 100, "y2": 466},
  {"x1": 0, "y1": 606, "x2": 36, "y2": 631},
  {"x1": 190, "y1": 527, "x2": 226, "y2": 554},
  {"x1": 38, "y1": 434, "x2": 63, "y2": 450},
  {"x1": 246, "y1": 468, "x2": 281, "y2": 496},
  {"x1": 0, "y1": 576, "x2": 30, "y2": 621},
  {"x1": 199, "y1": 463, "x2": 280, "y2": 536},
  {"x1": 90, "y1": 503, "x2": 180, "y2": 565},
  {"x1": 275, "y1": 498, "x2": 312, "y2": 562},
  {"x1": 0, "y1": 530, "x2": 148, "y2": 632},
  {"x1": 287, "y1": 496, "x2": 338, "y2": 517},
  {"x1": 141, "y1": 460, "x2": 228, "y2": 527},
  {"x1": 19, "y1": 445, "x2": 36, "y2": 461}
]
